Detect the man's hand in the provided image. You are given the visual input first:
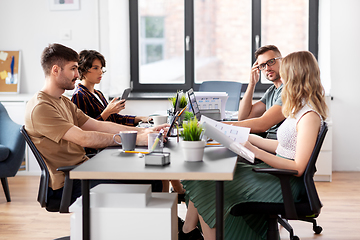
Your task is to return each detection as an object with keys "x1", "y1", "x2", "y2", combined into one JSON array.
[
  {"x1": 135, "y1": 123, "x2": 170, "y2": 146},
  {"x1": 249, "y1": 60, "x2": 260, "y2": 87}
]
